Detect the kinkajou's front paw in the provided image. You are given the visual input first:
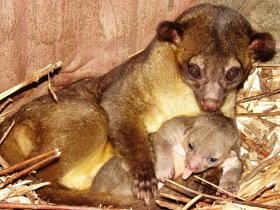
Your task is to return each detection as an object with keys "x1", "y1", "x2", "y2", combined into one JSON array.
[{"x1": 132, "y1": 171, "x2": 158, "y2": 204}]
